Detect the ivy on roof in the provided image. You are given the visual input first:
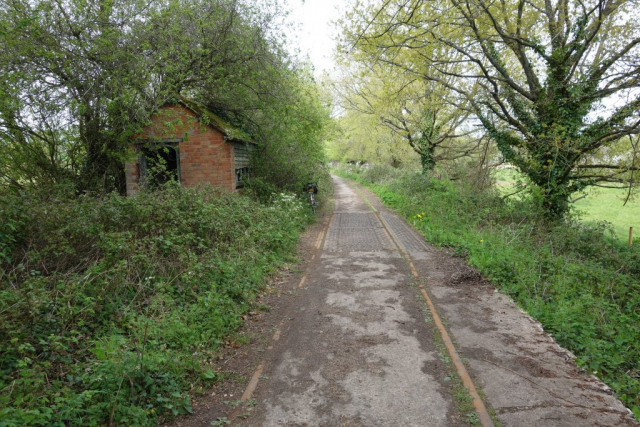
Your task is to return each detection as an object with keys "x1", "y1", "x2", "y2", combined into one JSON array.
[{"x1": 177, "y1": 96, "x2": 255, "y2": 144}]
